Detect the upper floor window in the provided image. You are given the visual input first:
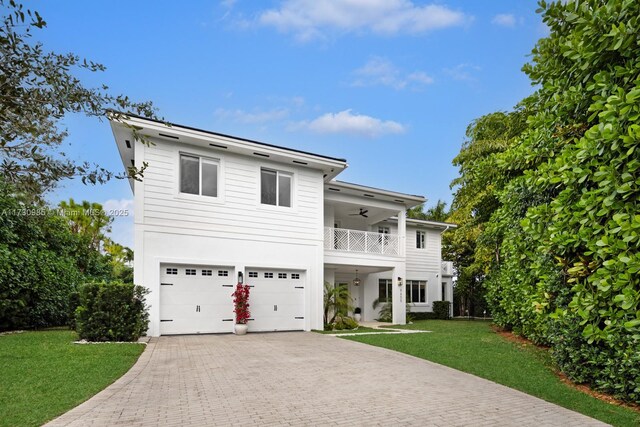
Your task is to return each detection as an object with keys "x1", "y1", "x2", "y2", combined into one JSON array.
[
  {"x1": 378, "y1": 226, "x2": 390, "y2": 234},
  {"x1": 416, "y1": 230, "x2": 426, "y2": 249},
  {"x1": 180, "y1": 154, "x2": 218, "y2": 197},
  {"x1": 261, "y1": 168, "x2": 291, "y2": 207}
]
